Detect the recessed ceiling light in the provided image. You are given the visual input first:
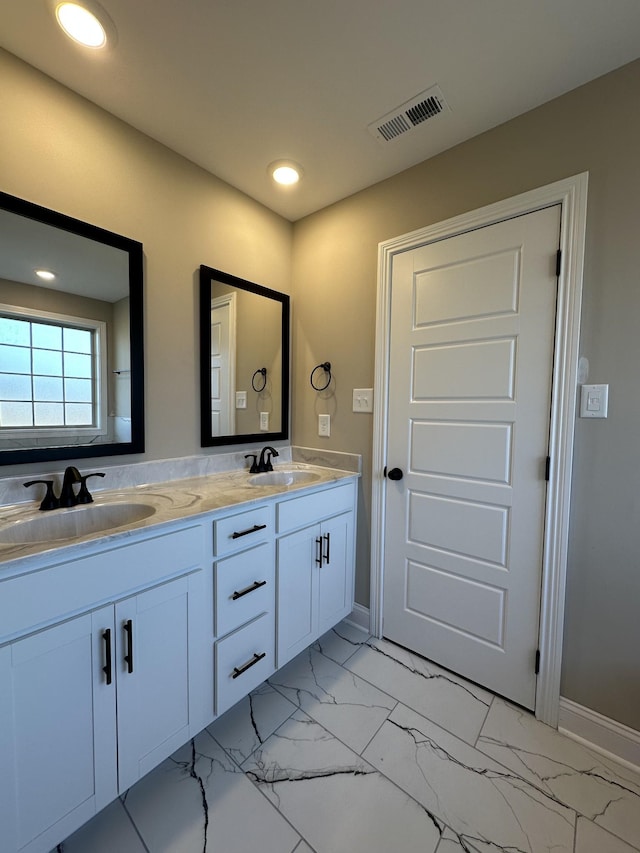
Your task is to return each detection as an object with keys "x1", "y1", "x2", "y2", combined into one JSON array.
[
  {"x1": 269, "y1": 161, "x2": 303, "y2": 186},
  {"x1": 51, "y1": 1, "x2": 116, "y2": 49},
  {"x1": 35, "y1": 269, "x2": 56, "y2": 281}
]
